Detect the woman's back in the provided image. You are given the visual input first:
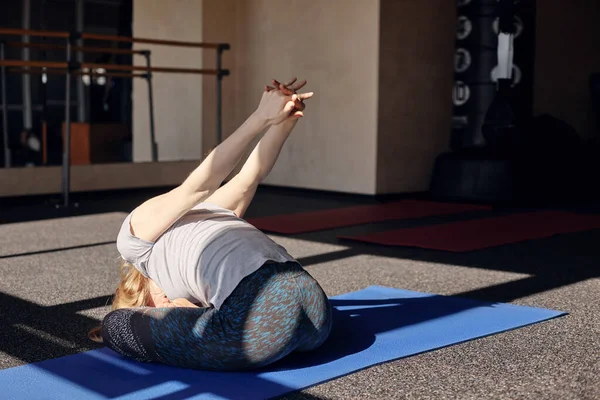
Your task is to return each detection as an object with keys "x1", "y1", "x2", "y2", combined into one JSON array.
[{"x1": 117, "y1": 203, "x2": 295, "y2": 309}]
